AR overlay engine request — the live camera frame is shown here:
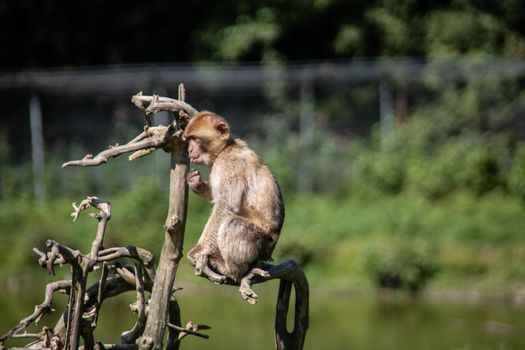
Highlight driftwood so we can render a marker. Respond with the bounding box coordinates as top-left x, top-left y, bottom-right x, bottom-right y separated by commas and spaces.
0, 85, 309, 350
